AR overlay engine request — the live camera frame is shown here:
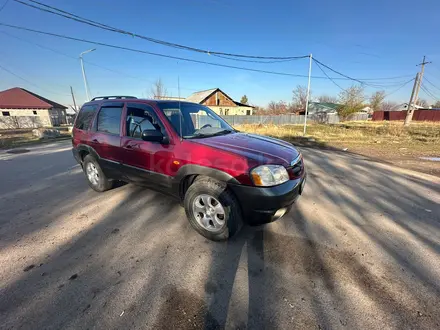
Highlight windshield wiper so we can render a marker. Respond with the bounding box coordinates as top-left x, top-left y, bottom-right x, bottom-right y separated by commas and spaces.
210, 129, 235, 136
188, 129, 234, 139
